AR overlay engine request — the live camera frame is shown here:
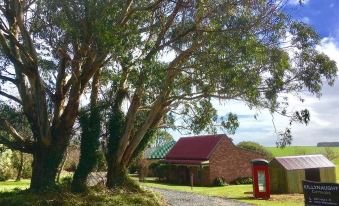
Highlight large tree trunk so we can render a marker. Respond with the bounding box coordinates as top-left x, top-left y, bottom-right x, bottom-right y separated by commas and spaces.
71, 109, 101, 192
30, 141, 67, 191
71, 70, 101, 192
106, 160, 129, 188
